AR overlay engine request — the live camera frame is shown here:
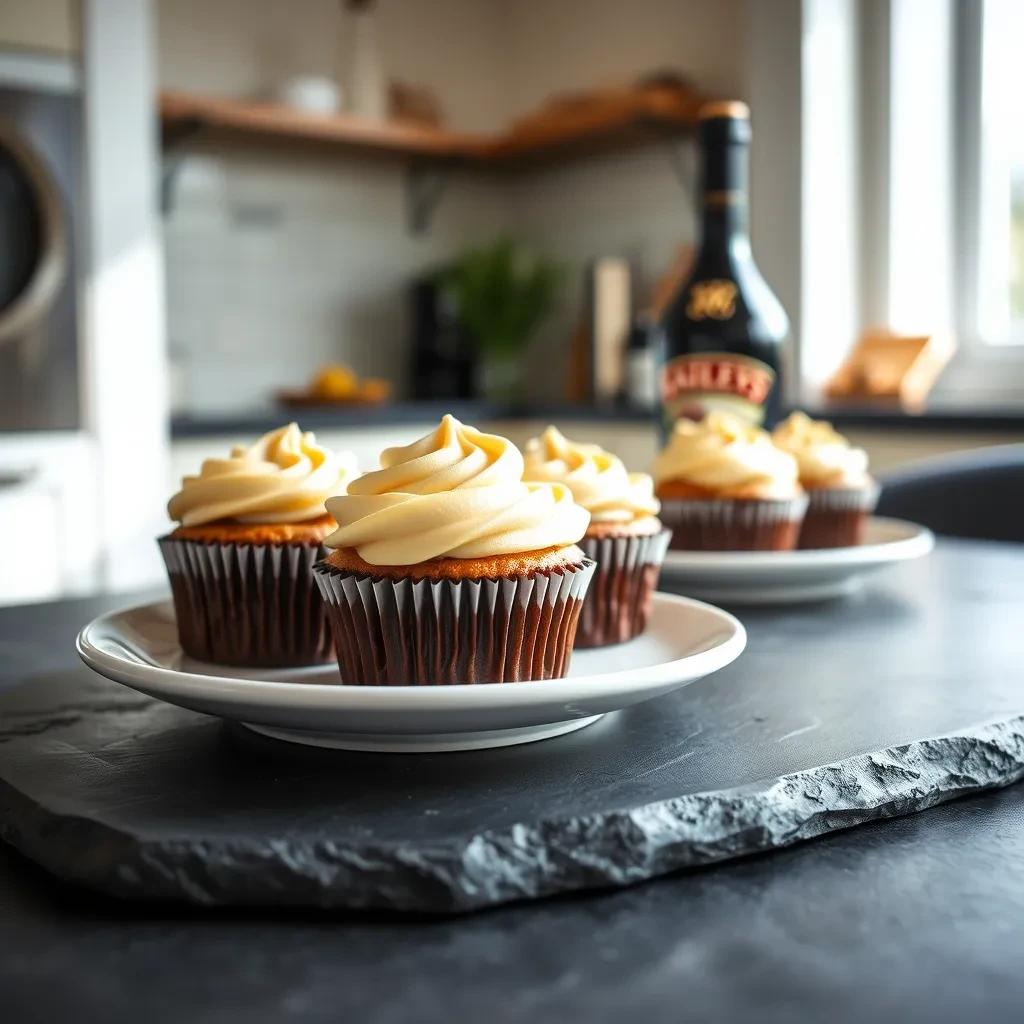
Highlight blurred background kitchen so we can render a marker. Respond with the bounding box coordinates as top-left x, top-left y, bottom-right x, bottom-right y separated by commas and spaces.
1, 0, 1022, 605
